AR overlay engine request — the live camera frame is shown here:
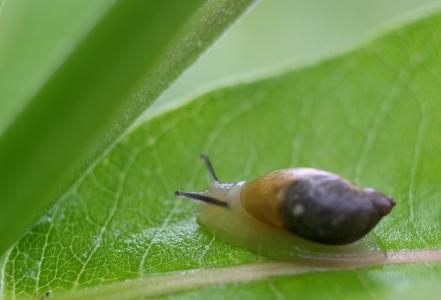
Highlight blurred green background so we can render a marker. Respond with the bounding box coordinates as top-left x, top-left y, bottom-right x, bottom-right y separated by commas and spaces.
2, 0, 440, 125
148, 0, 441, 116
